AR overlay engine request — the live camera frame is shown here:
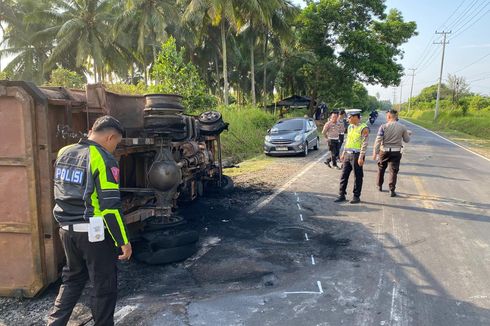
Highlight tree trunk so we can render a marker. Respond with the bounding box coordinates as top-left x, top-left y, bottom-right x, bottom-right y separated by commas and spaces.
93, 57, 97, 83
143, 56, 148, 86
221, 19, 229, 105
215, 54, 221, 99
262, 31, 269, 107
250, 23, 256, 106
